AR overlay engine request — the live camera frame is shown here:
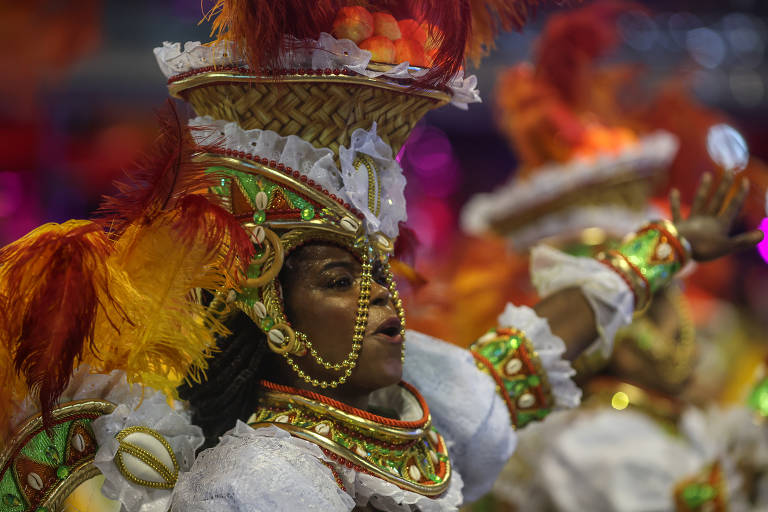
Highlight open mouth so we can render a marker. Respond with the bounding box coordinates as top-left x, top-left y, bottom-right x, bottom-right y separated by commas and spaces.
373, 318, 403, 340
